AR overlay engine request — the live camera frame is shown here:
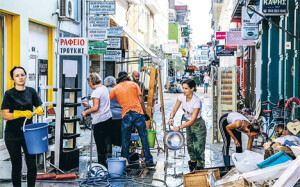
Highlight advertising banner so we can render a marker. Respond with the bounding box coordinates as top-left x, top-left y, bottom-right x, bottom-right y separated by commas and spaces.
242, 6, 258, 40
59, 38, 88, 55
262, 0, 287, 15
216, 31, 226, 40
88, 15, 110, 29
88, 29, 107, 41
107, 38, 121, 48
107, 27, 123, 37
104, 50, 122, 61
89, 1, 115, 15
226, 31, 255, 46
216, 45, 235, 56
88, 42, 107, 54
